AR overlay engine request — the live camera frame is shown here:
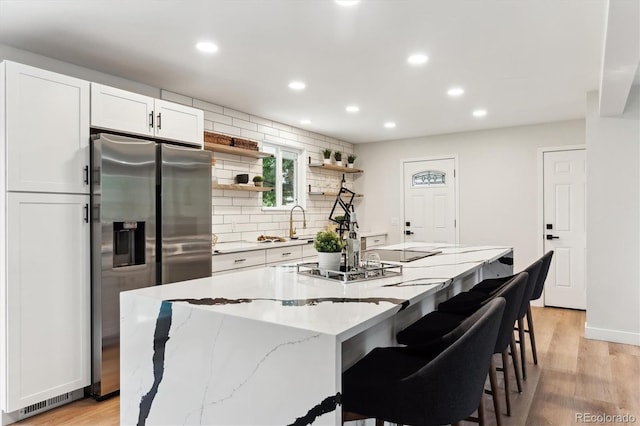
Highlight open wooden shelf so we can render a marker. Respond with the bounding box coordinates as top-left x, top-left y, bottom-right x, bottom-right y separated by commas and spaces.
308, 191, 363, 198
308, 162, 363, 173
213, 183, 274, 192
204, 144, 274, 159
